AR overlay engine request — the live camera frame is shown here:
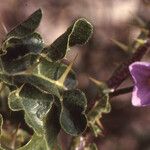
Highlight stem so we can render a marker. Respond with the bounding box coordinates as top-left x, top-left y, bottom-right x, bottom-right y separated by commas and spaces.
109, 86, 133, 97
107, 41, 150, 89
